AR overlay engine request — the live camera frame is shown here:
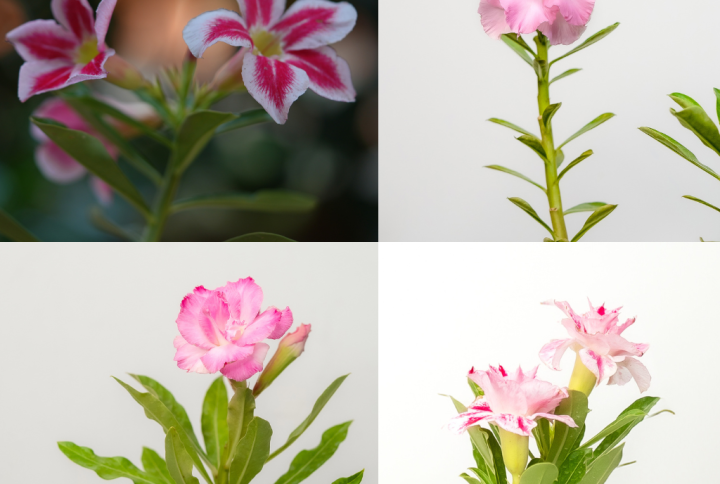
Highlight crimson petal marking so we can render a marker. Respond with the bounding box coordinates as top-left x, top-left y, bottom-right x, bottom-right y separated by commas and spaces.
285, 46, 355, 102
51, 0, 96, 41
5, 20, 78, 63
272, 0, 357, 51
242, 52, 309, 124
35, 142, 86, 183
18, 60, 74, 102
95, 0, 118, 47
77, 49, 114, 78
183, 9, 253, 58
238, 0, 286, 30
